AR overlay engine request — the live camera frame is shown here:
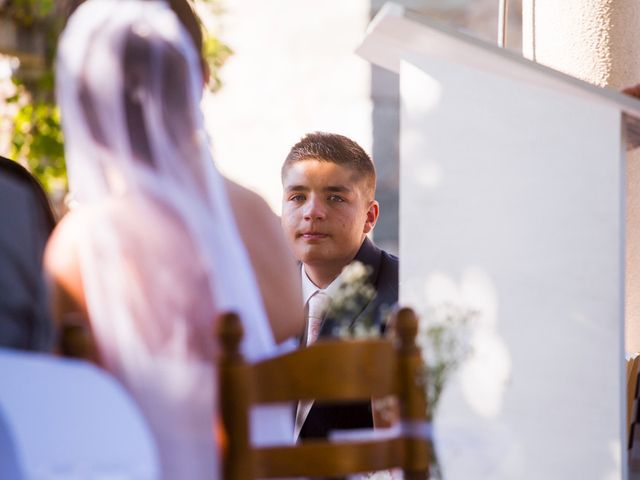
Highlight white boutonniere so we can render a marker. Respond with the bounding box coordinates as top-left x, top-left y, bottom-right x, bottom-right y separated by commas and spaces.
325, 261, 378, 339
